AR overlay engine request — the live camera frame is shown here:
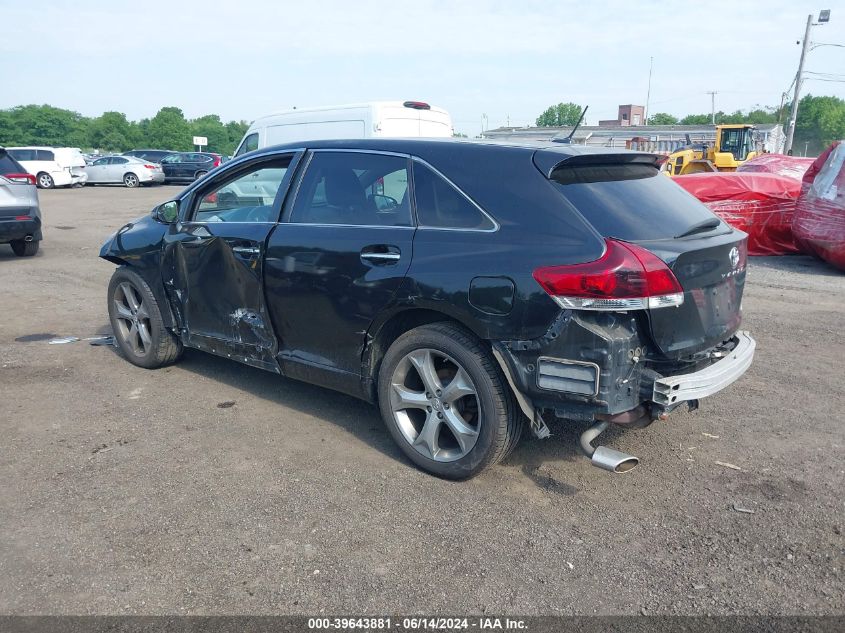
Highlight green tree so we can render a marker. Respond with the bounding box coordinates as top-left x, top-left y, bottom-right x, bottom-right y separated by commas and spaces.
190, 114, 228, 153
146, 106, 191, 150
0, 104, 89, 147
536, 102, 583, 127
794, 94, 845, 155
647, 112, 679, 125
680, 113, 716, 125
224, 120, 249, 153
89, 111, 138, 150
